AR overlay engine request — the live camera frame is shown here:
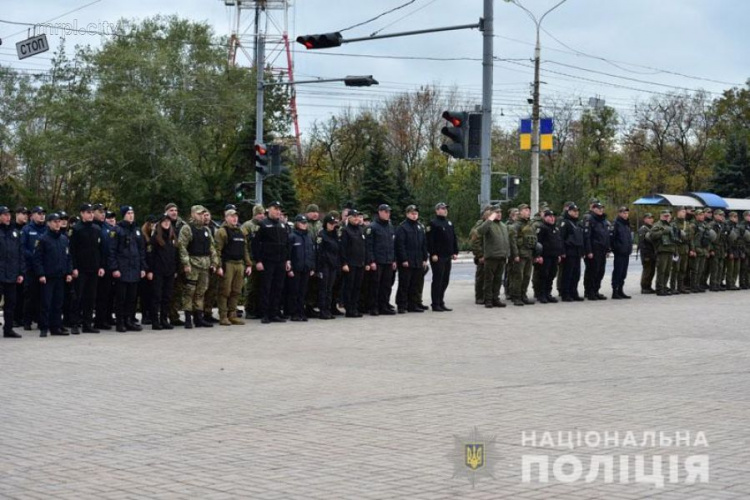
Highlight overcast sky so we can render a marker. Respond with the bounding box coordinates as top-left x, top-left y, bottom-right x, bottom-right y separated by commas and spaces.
2, 0, 748, 135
